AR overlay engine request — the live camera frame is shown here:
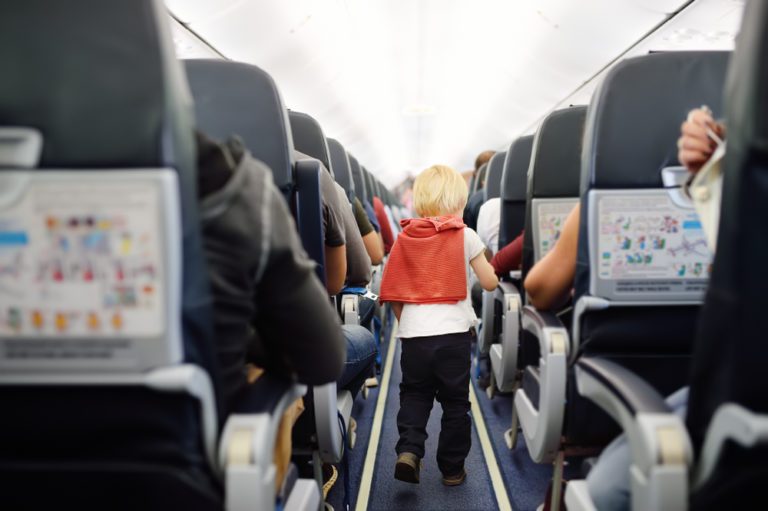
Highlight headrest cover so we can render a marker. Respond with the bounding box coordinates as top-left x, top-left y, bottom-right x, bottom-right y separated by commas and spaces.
328, 138, 354, 196
349, 155, 367, 203
582, 51, 730, 191
184, 59, 294, 192
289, 111, 333, 177
501, 136, 534, 201
0, 0, 193, 170
485, 151, 506, 201
529, 106, 587, 198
